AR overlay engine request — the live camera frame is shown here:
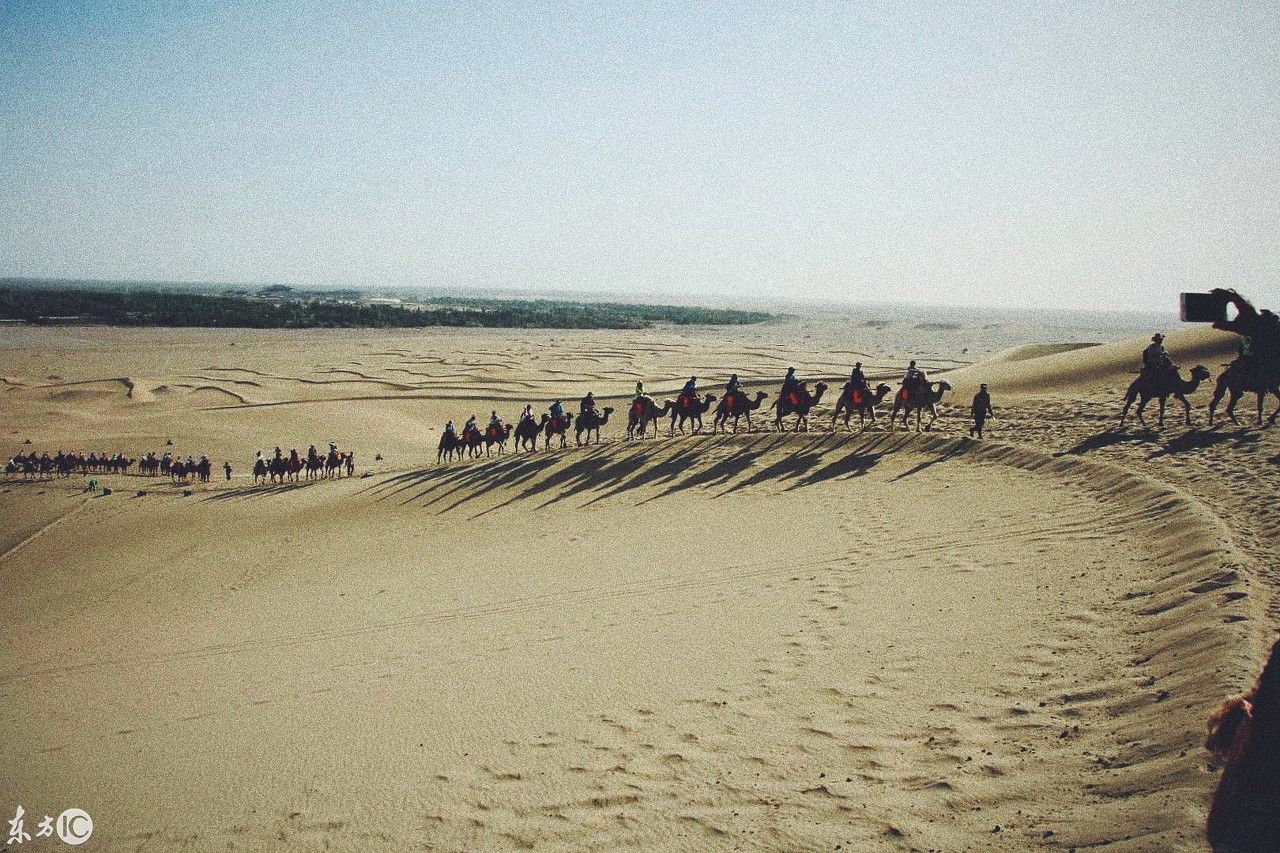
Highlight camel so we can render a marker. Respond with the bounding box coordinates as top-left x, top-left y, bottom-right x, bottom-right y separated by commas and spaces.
831, 382, 893, 431
668, 393, 716, 436
889, 380, 951, 432
575, 407, 614, 445
437, 430, 462, 463
1208, 358, 1280, 427
460, 426, 485, 459
772, 382, 828, 432
513, 415, 546, 452
713, 390, 768, 434
544, 412, 574, 450
626, 397, 672, 439
1120, 364, 1212, 427
484, 422, 512, 456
